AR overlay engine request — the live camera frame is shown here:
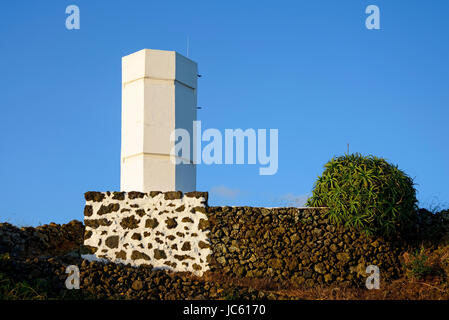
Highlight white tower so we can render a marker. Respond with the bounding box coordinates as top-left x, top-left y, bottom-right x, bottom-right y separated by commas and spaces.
121, 49, 197, 192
